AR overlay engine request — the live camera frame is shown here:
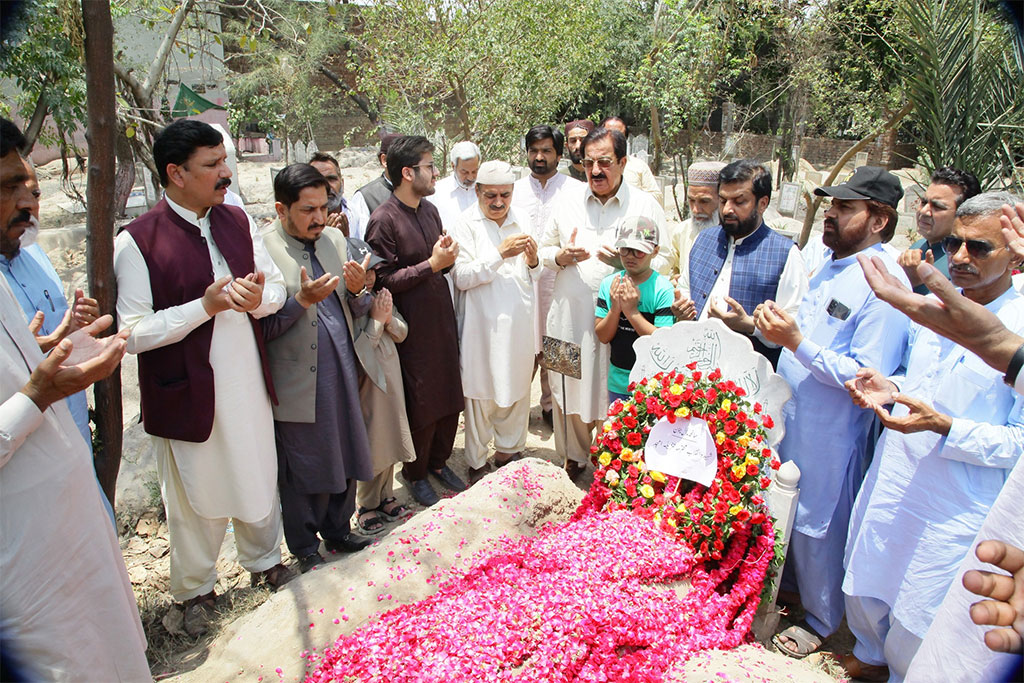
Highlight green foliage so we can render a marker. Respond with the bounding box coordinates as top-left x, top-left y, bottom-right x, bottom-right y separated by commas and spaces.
0, 0, 88, 147
354, 0, 607, 158
896, 0, 1024, 189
